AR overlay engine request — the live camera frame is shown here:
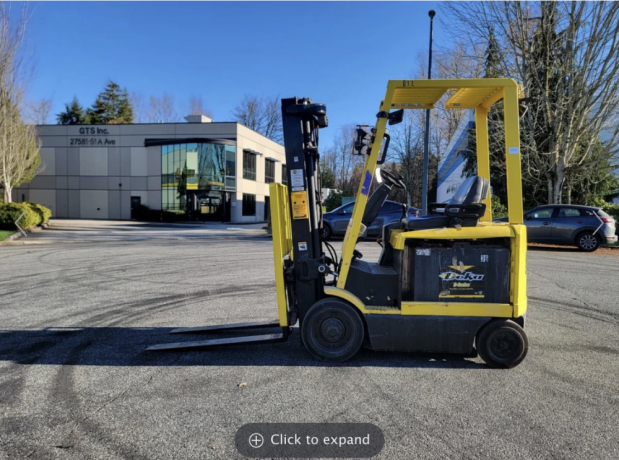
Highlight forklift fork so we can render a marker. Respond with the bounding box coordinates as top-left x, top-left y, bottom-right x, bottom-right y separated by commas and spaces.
146, 322, 291, 351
